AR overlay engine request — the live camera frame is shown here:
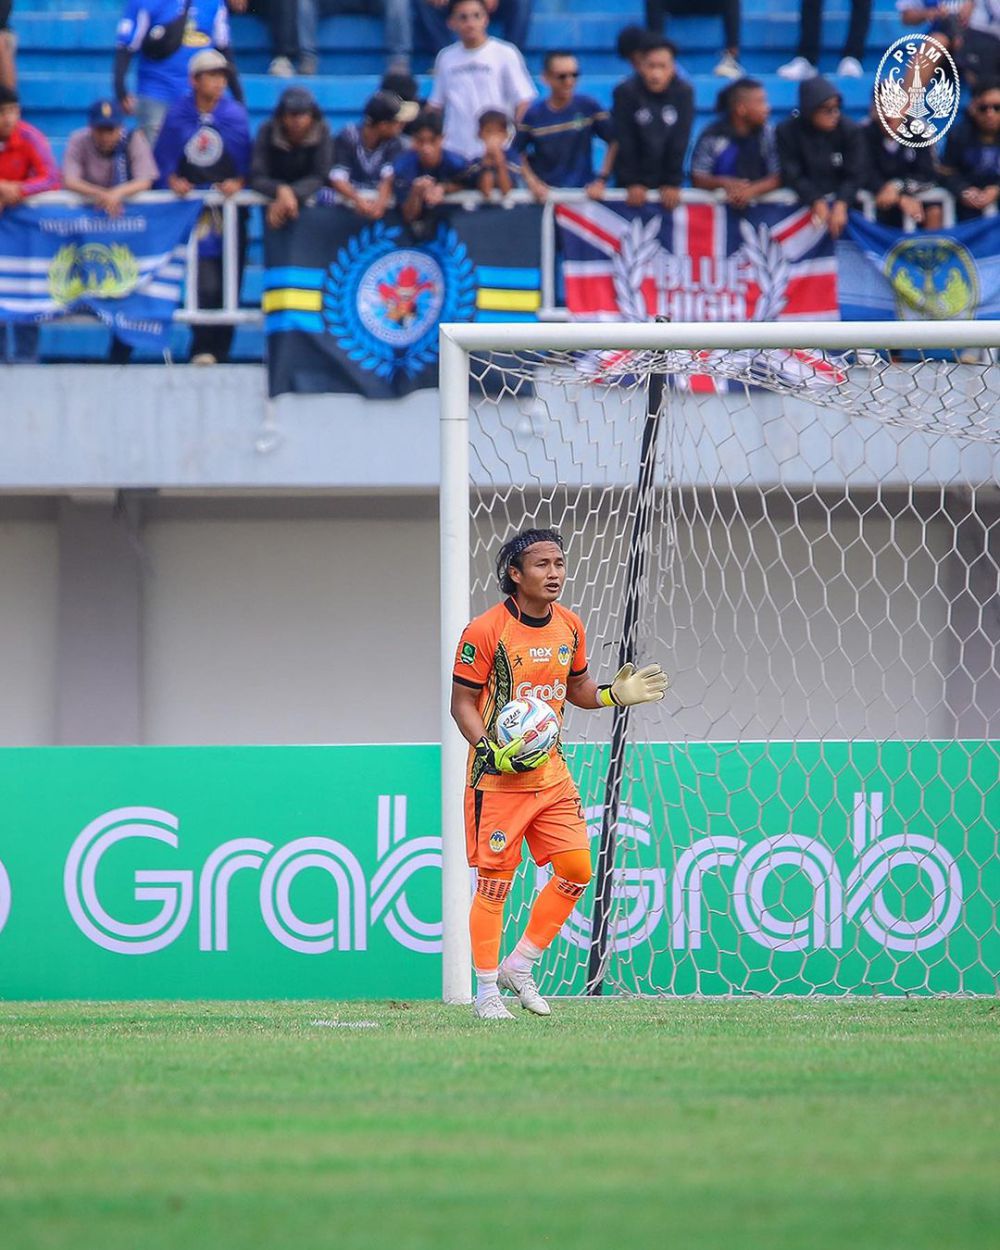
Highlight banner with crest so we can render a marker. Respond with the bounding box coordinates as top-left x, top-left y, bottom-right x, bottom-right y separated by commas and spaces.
839, 211, 1000, 322
0, 200, 203, 349
264, 204, 543, 398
